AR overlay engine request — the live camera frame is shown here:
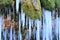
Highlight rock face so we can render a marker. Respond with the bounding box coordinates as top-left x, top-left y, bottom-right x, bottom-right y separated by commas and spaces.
40, 0, 55, 11
21, 0, 42, 19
